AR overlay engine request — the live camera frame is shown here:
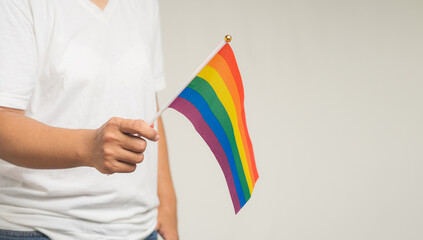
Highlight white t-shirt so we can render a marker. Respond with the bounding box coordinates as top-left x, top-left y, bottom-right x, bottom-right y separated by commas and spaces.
0, 1, 165, 239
